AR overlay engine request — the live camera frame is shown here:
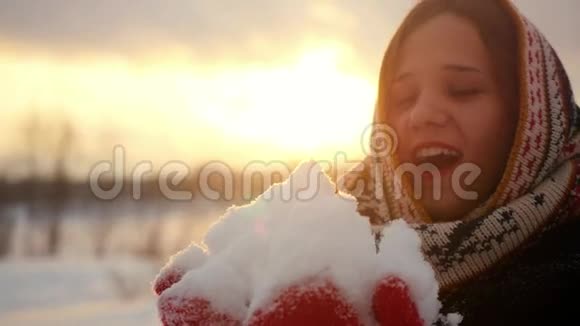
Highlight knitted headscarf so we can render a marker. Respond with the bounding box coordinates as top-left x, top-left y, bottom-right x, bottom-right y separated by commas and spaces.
341, 0, 580, 291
